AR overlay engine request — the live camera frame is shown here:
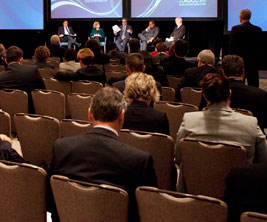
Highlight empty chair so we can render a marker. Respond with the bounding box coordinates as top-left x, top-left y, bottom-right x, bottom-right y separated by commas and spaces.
104, 63, 126, 72
167, 75, 182, 89
136, 186, 228, 222
241, 212, 267, 222
0, 89, 28, 132
51, 175, 128, 222
38, 68, 58, 79
119, 129, 174, 190
0, 111, 11, 137
105, 71, 127, 83
0, 160, 47, 222
59, 119, 92, 138
161, 87, 175, 102
178, 138, 246, 198
32, 89, 65, 121
154, 101, 198, 140
72, 81, 103, 94
14, 113, 59, 165
180, 87, 203, 107
68, 93, 93, 121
